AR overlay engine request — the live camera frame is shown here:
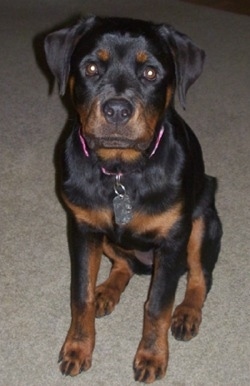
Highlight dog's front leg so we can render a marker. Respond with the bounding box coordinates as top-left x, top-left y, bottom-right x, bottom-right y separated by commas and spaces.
133, 241, 186, 383
59, 216, 103, 376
